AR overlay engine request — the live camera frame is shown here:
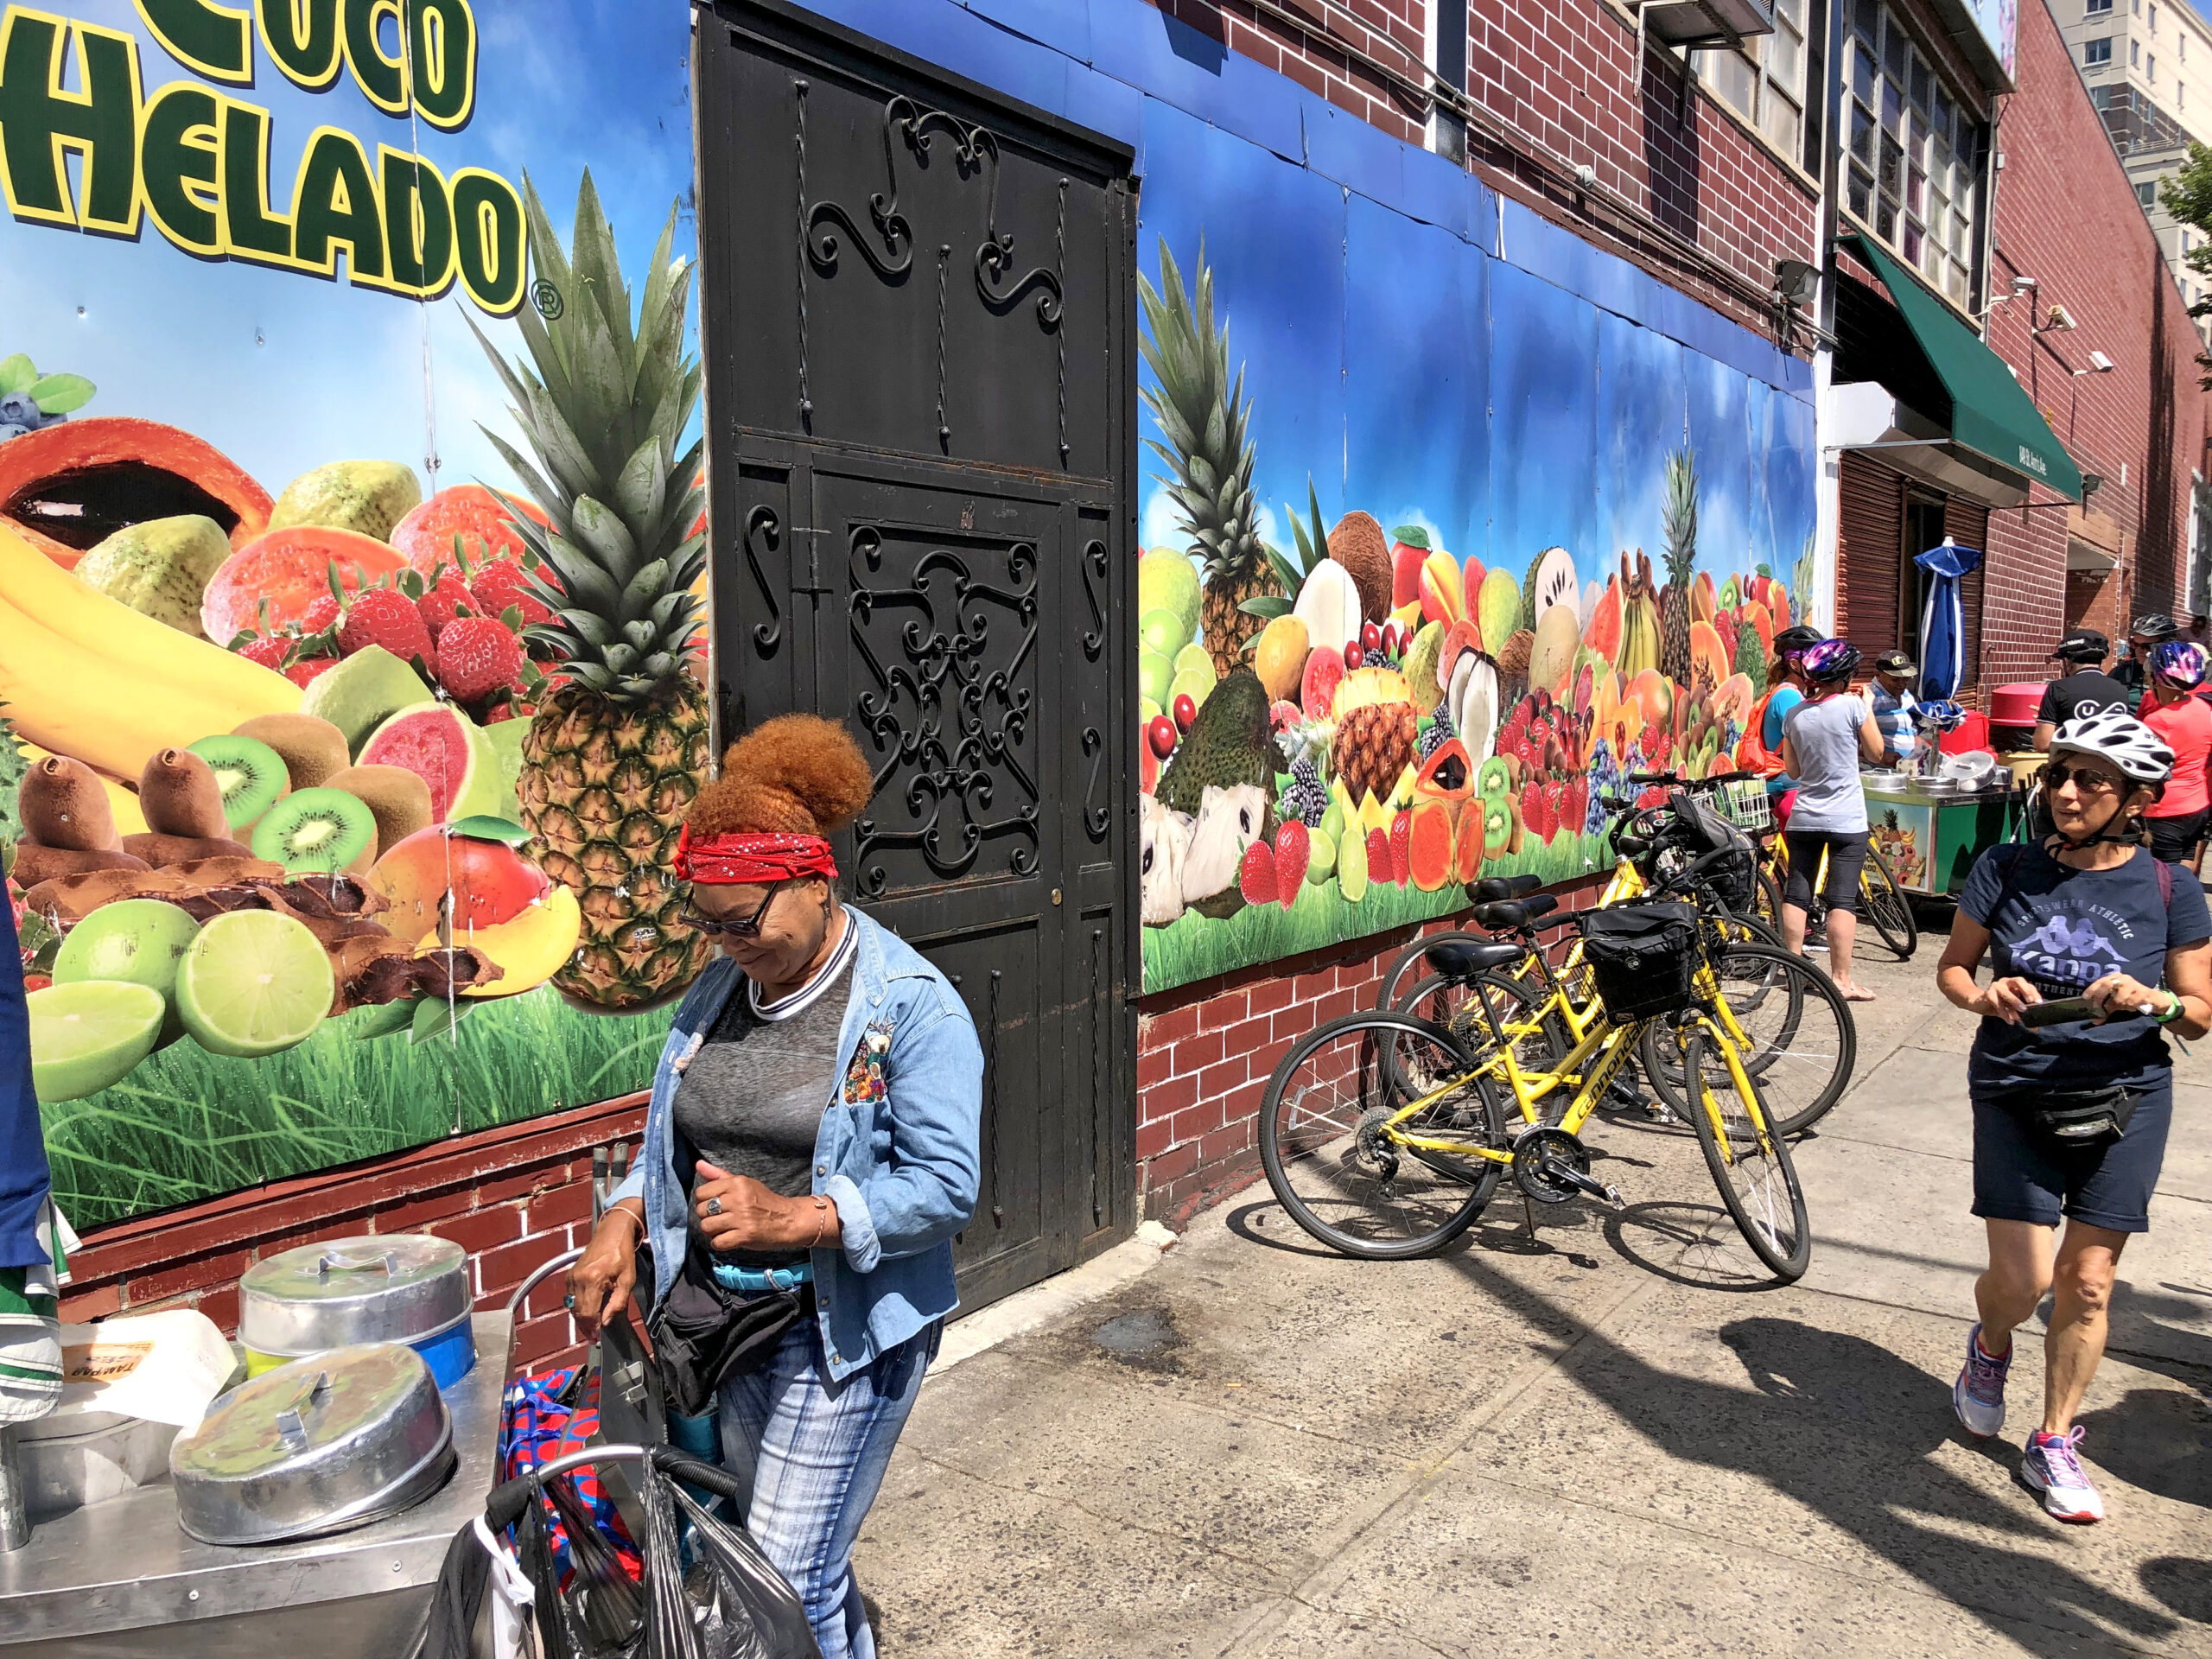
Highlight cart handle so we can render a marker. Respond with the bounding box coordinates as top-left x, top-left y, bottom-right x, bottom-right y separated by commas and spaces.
505, 1245, 584, 1316
484, 1443, 747, 1527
